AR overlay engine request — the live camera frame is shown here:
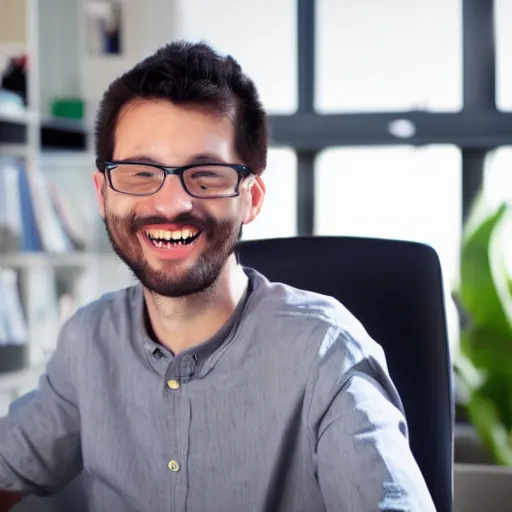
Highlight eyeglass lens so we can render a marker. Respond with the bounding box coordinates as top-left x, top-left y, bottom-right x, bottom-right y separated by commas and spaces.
109, 164, 240, 197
